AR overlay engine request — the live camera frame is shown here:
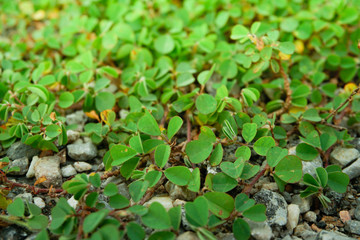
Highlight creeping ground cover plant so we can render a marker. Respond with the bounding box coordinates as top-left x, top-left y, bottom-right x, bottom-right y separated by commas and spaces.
0, 0, 360, 239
